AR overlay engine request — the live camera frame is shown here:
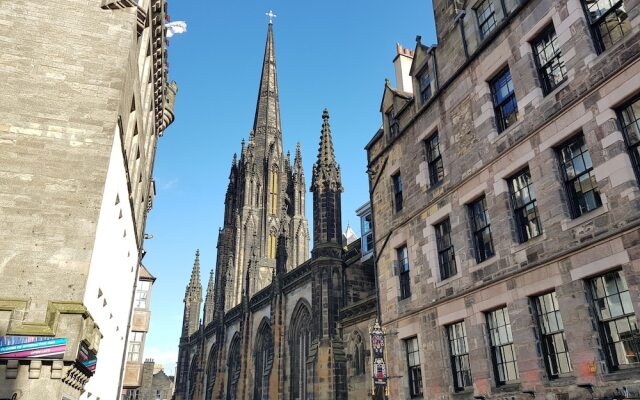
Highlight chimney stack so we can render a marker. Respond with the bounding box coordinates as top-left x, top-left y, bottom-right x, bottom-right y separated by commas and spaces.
393, 43, 414, 95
